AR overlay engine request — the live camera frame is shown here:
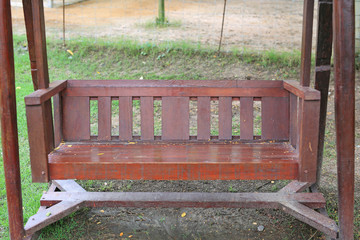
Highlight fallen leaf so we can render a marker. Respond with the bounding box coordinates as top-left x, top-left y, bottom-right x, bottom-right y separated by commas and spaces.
97, 153, 104, 156
16, 87, 21, 89
46, 212, 51, 217
67, 49, 74, 56
97, 222, 101, 224
128, 142, 136, 144
67, 145, 72, 147
100, 210, 105, 213
128, 235, 133, 238
119, 232, 124, 236
181, 212, 186, 217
